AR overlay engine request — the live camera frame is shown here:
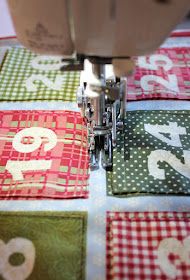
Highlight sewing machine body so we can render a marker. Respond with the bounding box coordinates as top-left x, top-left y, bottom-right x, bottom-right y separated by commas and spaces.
7, 0, 190, 168
7, 0, 190, 56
